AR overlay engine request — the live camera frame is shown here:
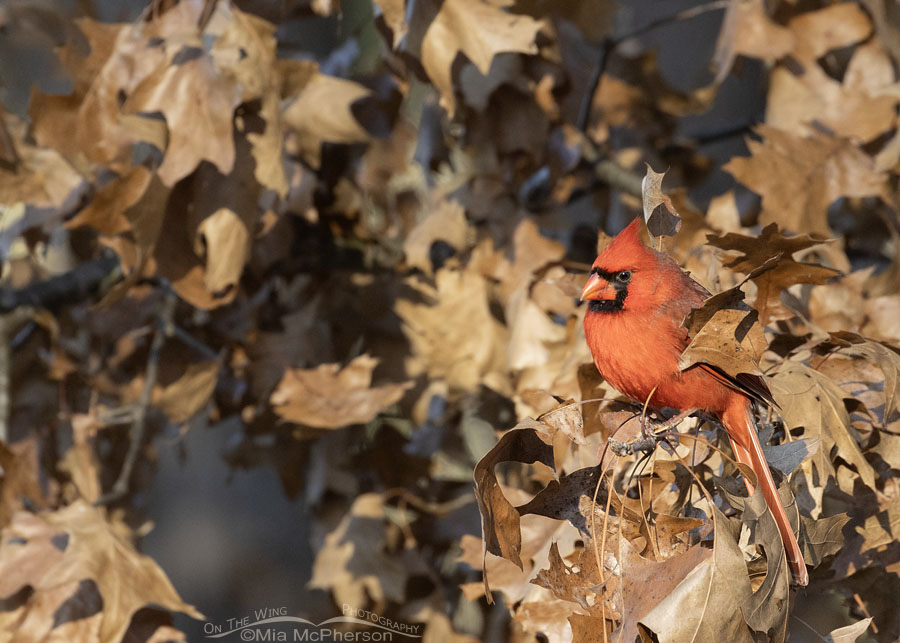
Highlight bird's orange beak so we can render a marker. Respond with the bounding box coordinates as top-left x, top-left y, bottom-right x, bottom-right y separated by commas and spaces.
581, 273, 617, 301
